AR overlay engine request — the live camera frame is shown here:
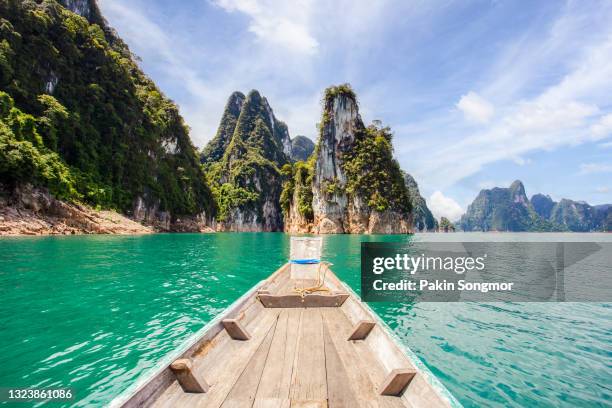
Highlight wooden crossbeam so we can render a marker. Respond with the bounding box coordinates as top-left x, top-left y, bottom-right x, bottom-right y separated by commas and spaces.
222, 318, 251, 340
170, 358, 210, 393
379, 368, 417, 396
257, 293, 349, 308
347, 320, 376, 341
